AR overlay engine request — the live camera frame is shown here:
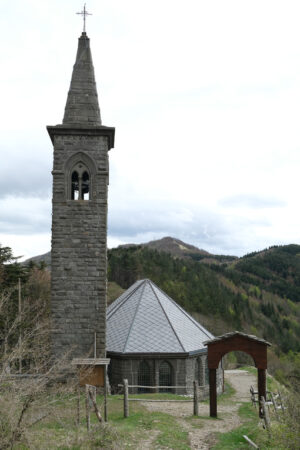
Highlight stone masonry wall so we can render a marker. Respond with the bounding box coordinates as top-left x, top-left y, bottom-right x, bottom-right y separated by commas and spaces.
51, 133, 109, 360
107, 354, 223, 397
